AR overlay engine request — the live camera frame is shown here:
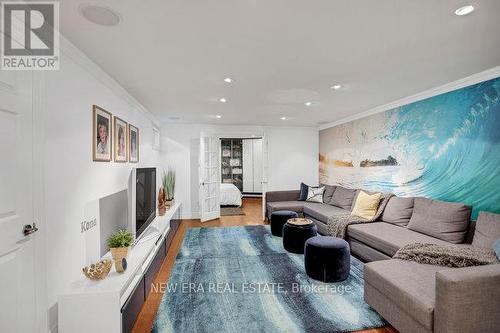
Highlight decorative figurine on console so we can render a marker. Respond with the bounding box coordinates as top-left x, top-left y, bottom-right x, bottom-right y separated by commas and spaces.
159, 168, 175, 216
158, 186, 167, 216
82, 260, 112, 280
